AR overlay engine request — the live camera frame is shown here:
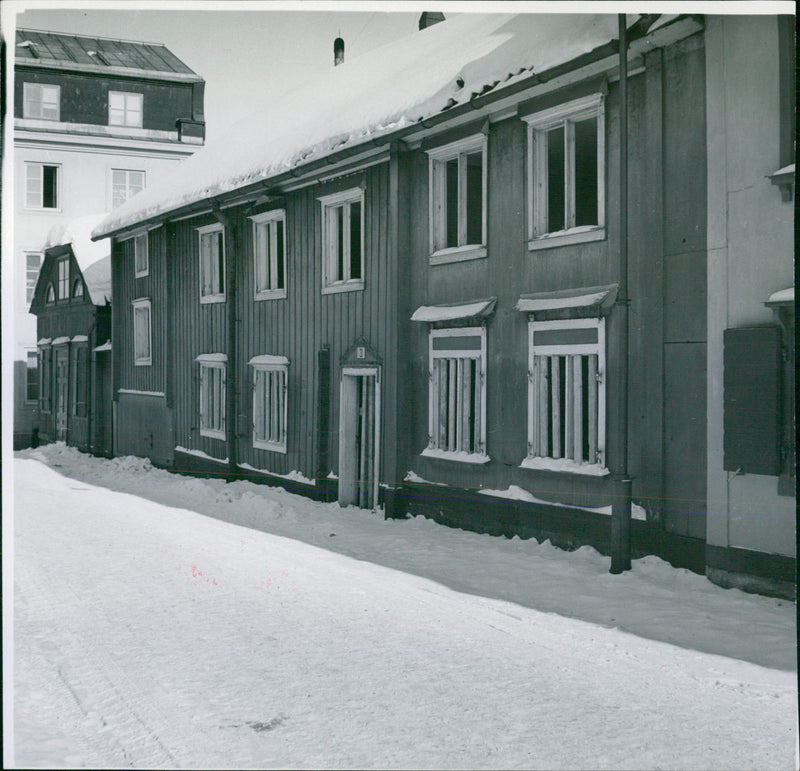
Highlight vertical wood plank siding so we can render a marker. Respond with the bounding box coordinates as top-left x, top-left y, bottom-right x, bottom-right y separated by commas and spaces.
113, 226, 168, 394
169, 164, 394, 483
